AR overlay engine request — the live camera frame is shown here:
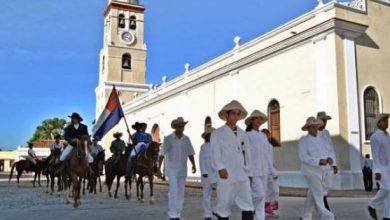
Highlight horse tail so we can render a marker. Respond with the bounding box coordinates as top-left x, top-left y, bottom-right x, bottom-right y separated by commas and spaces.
8, 161, 18, 183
